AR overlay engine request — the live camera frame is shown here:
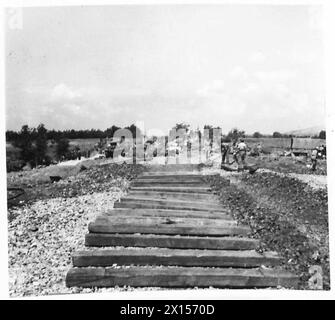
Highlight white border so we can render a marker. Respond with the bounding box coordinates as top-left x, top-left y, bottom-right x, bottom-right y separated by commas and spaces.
1, 0, 334, 300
